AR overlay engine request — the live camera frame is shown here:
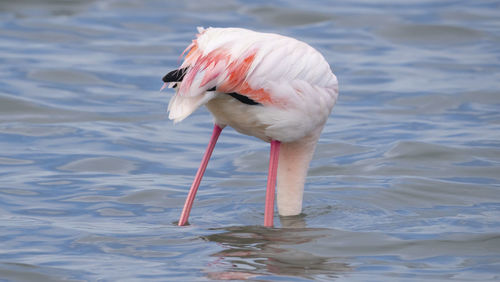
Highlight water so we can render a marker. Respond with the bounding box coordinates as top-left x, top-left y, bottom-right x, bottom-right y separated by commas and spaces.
1, 0, 499, 281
